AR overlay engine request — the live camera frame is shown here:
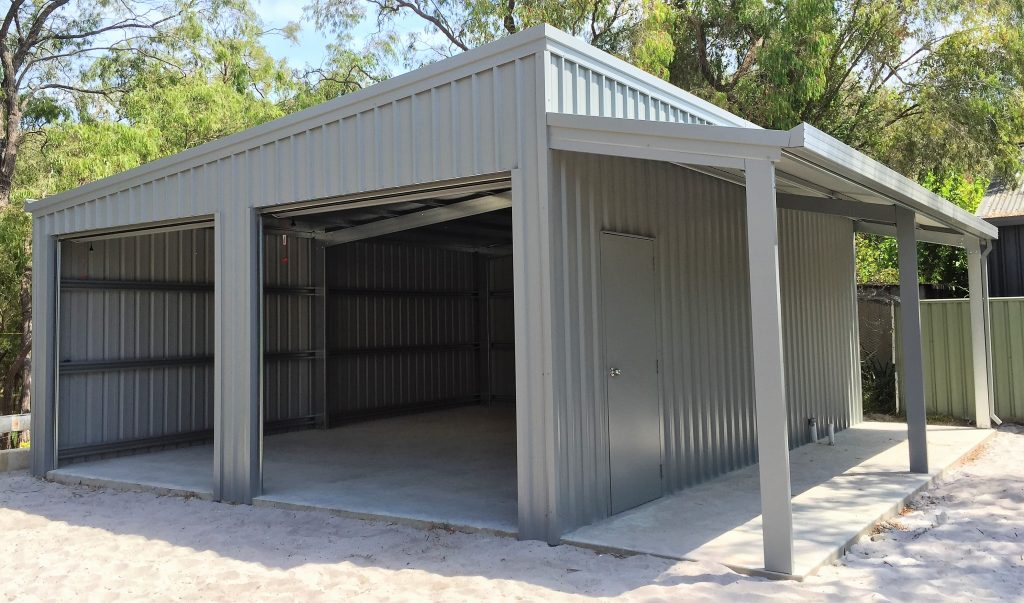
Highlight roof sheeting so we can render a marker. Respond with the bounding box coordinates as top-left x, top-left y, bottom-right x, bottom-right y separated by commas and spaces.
978, 180, 1024, 219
